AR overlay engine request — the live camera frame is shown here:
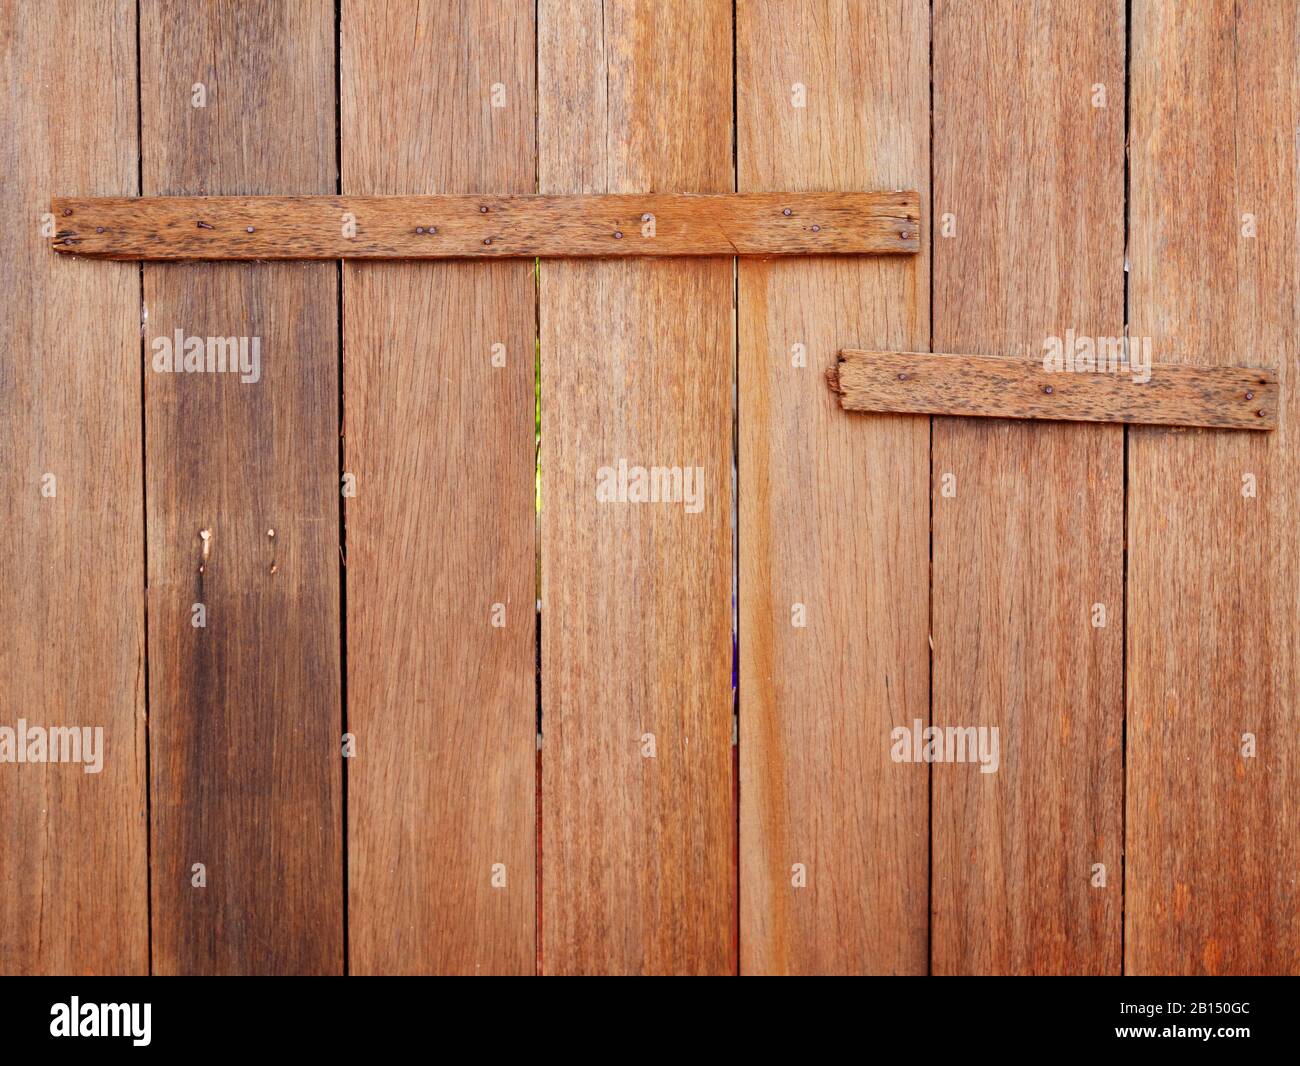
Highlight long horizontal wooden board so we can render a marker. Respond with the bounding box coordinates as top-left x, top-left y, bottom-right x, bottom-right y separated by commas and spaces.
49, 192, 919, 260
832, 349, 1277, 430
